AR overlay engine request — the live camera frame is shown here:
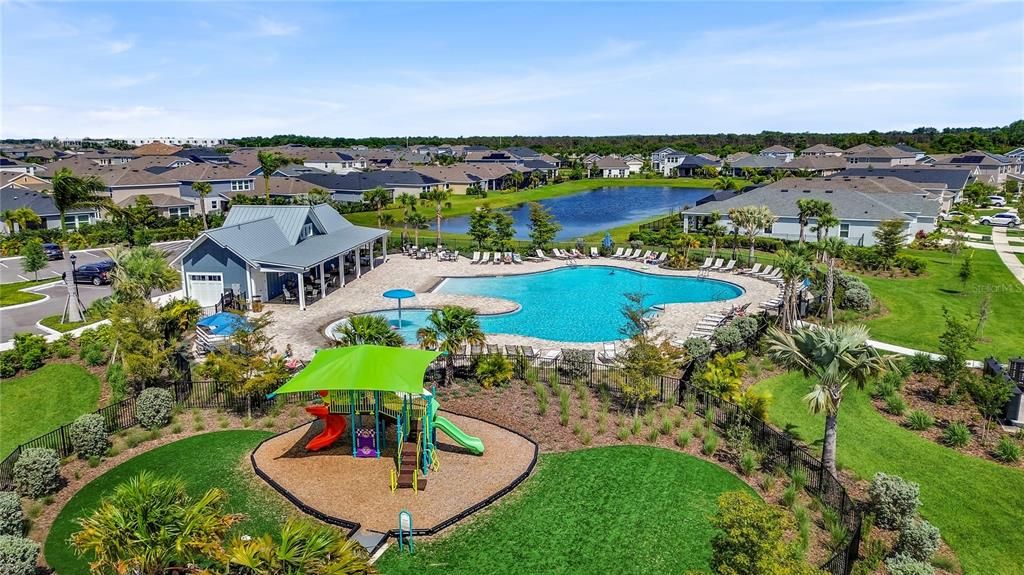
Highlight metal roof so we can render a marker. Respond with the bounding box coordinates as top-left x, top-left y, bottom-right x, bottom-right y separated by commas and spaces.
204, 217, 290, 263
254, 225, 387, 269
224, 204, 311, 244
